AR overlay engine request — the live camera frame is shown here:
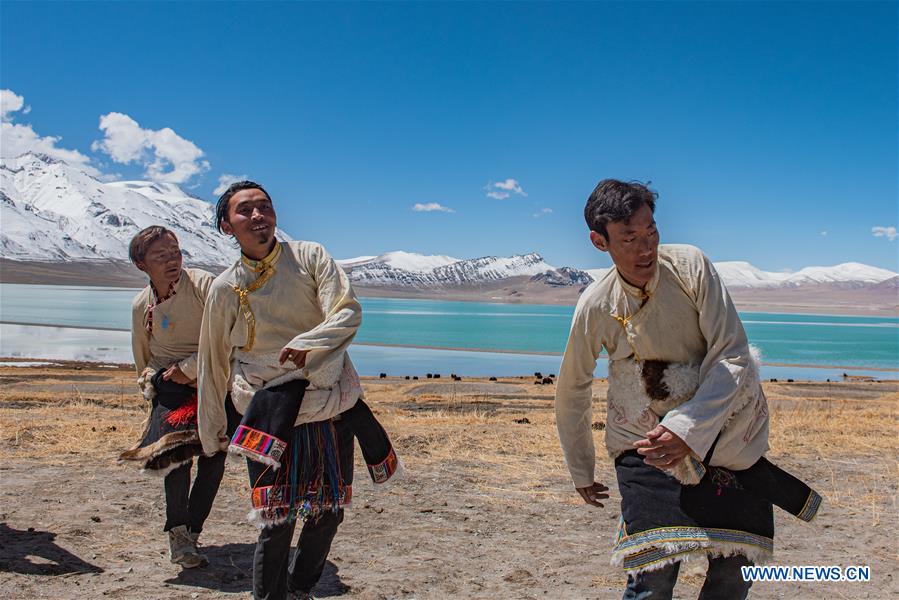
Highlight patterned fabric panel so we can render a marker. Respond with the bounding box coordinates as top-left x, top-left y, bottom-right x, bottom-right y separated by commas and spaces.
231, 424, 287, 463
367, 445, 400, 484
